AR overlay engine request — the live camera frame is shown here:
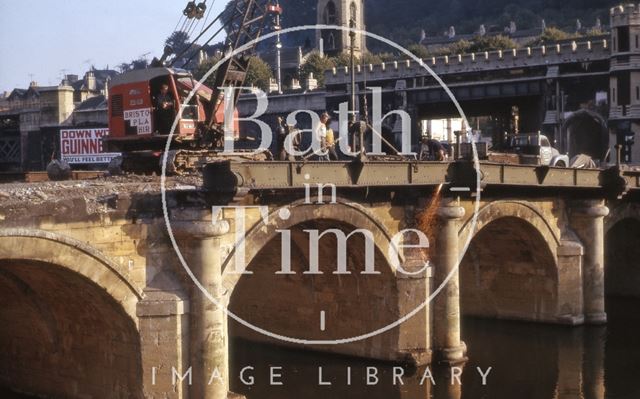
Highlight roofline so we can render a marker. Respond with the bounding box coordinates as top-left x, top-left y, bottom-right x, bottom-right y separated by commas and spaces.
110, 67, 191, 87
